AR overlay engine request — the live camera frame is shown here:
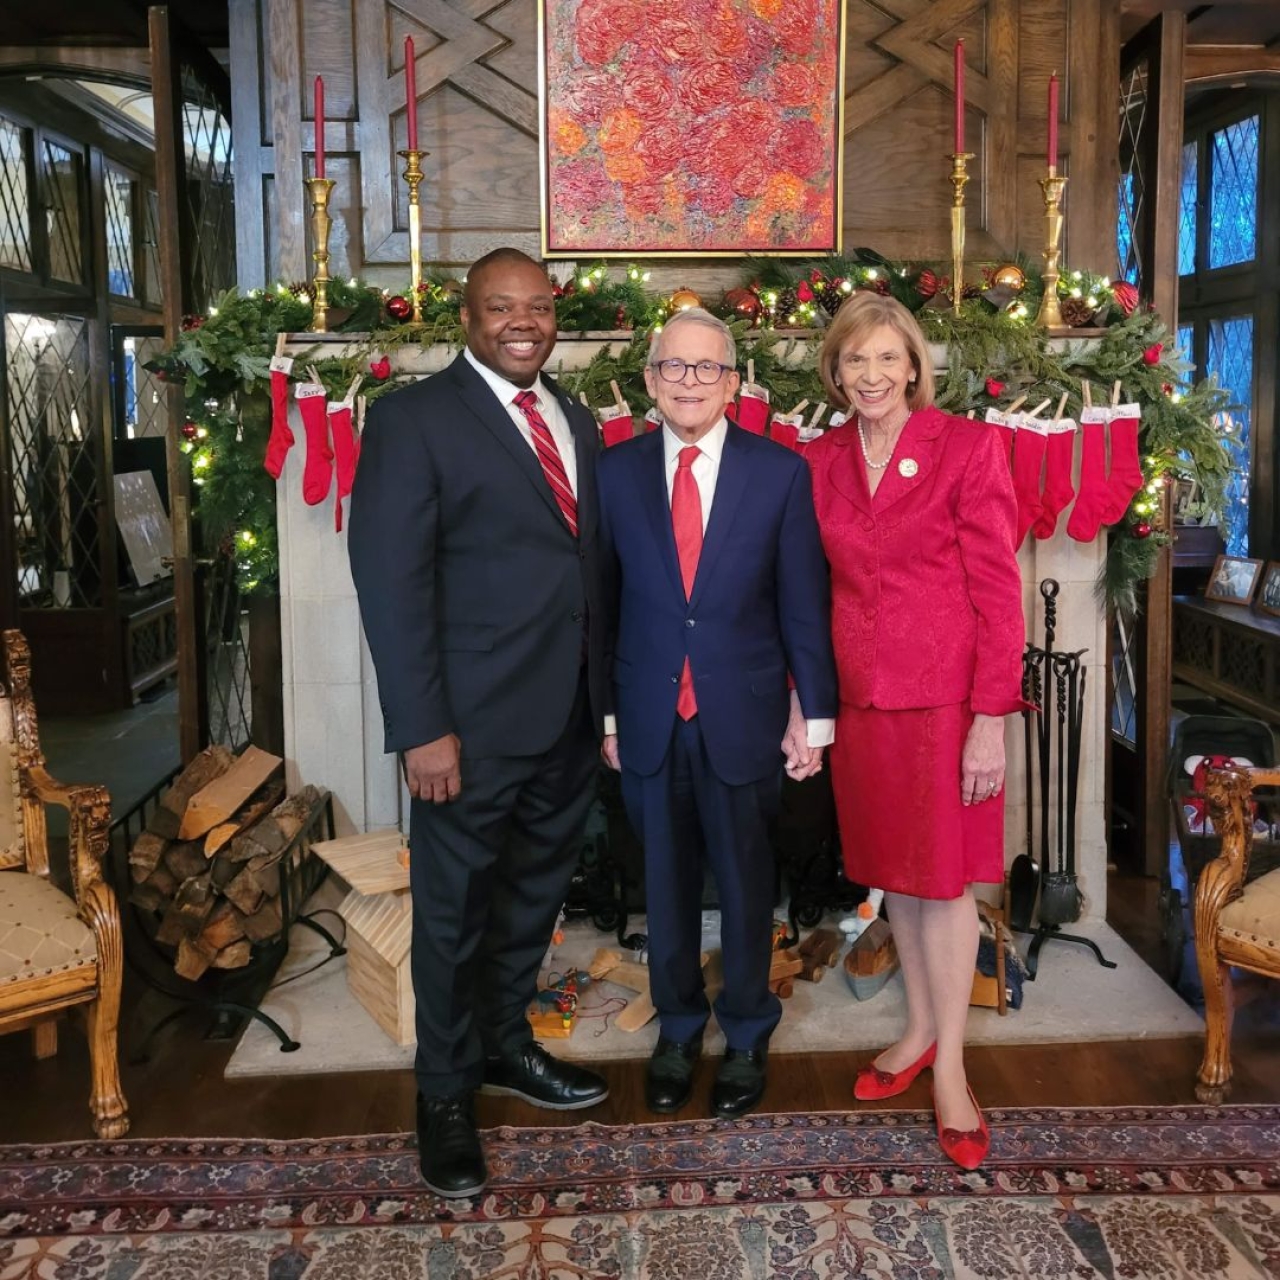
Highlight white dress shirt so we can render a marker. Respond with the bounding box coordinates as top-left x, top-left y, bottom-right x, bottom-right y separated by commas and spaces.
603, 418, 834, 750
464, 348, 578, 497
